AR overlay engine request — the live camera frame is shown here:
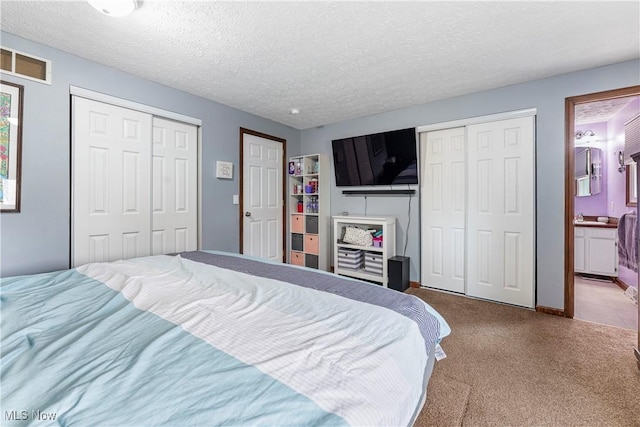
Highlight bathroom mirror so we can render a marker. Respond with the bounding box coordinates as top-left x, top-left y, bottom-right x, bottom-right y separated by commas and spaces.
626, 161, 637, 207
575, 147, 602, 197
